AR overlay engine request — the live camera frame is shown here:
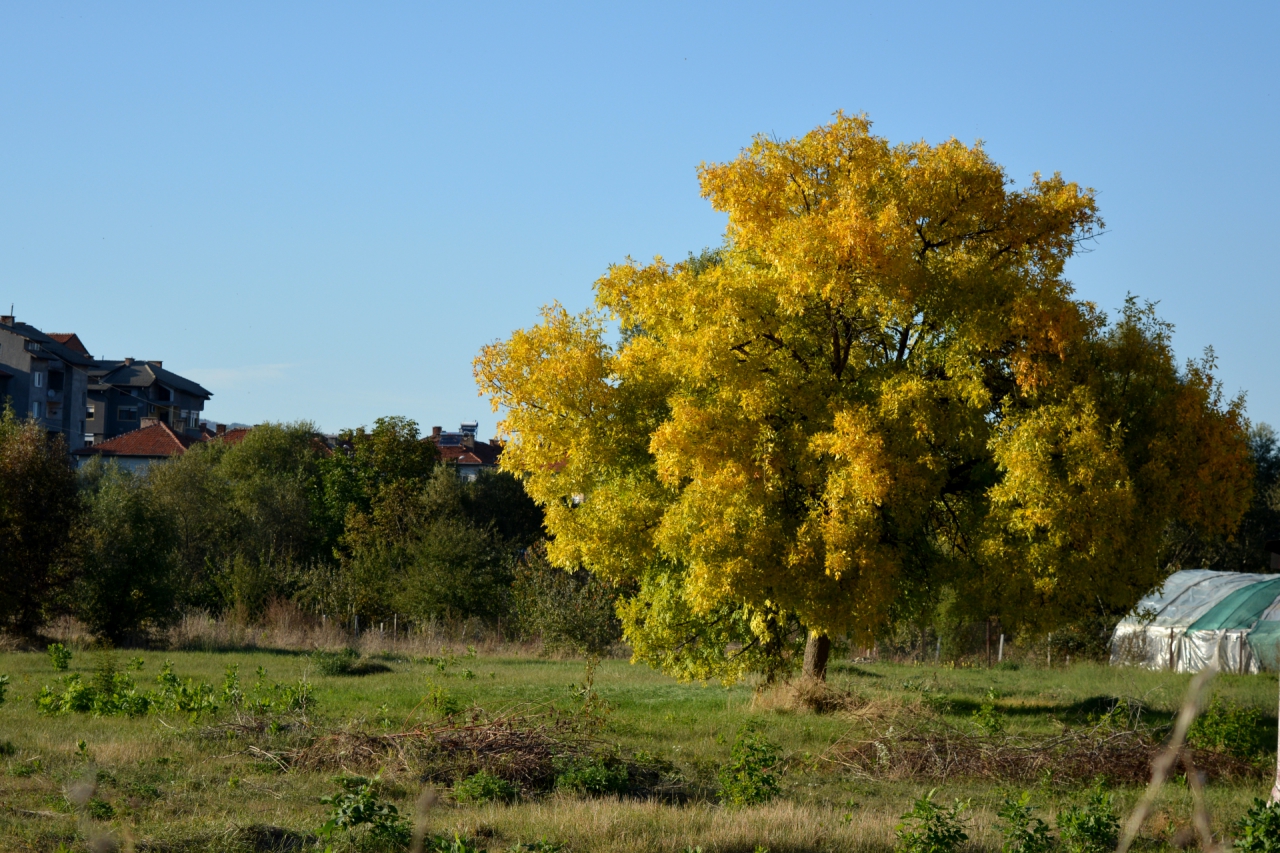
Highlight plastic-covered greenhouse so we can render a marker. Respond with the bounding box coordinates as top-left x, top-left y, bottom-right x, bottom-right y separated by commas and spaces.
1110, 569, 1280, 673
